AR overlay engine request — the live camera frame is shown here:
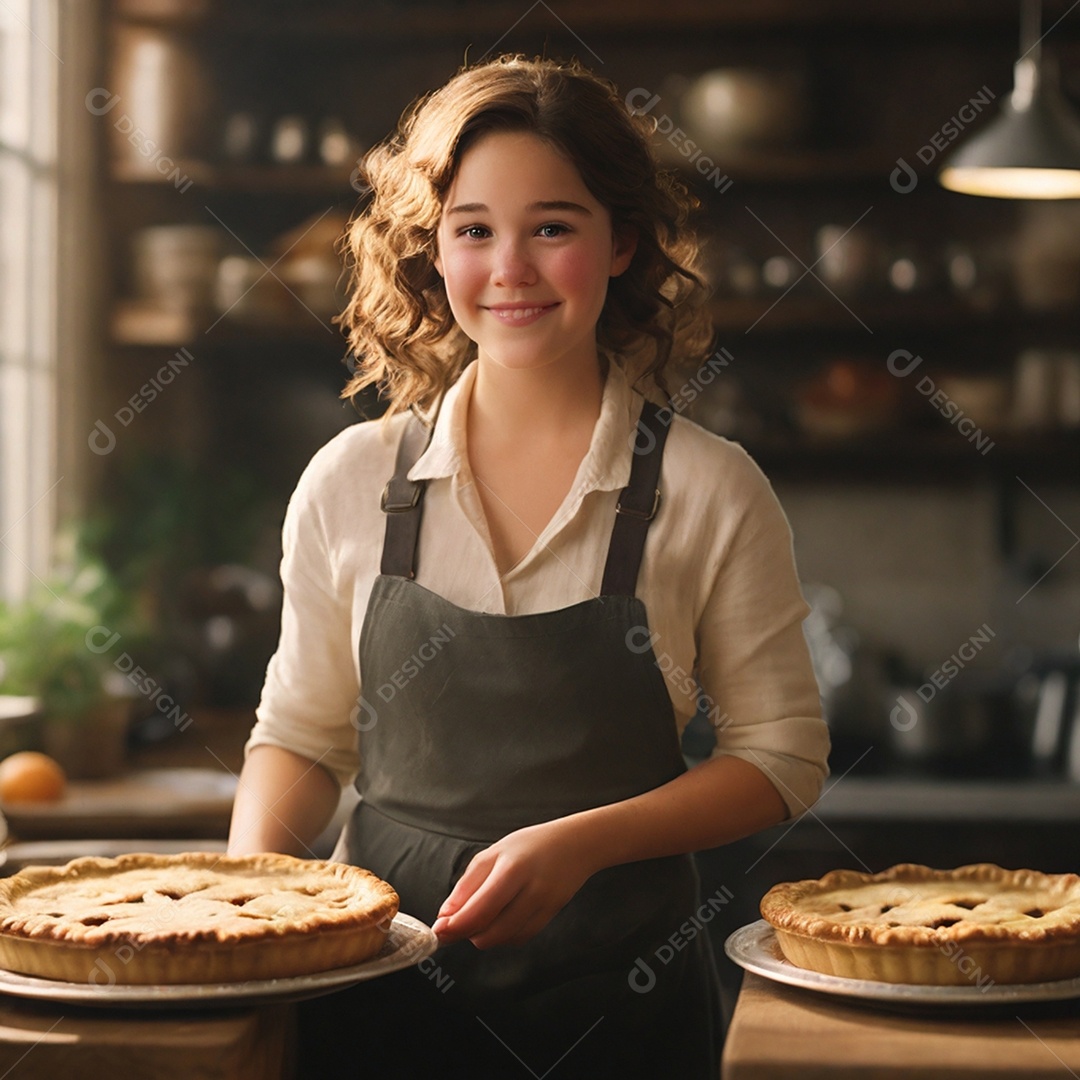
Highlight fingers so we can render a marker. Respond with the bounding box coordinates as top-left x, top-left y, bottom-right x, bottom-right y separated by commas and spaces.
429, 826, 577, 949
467, 890, 549, 950
438, 873, 560, 949
434, 863, 524, 944
436, 852, 494, 919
